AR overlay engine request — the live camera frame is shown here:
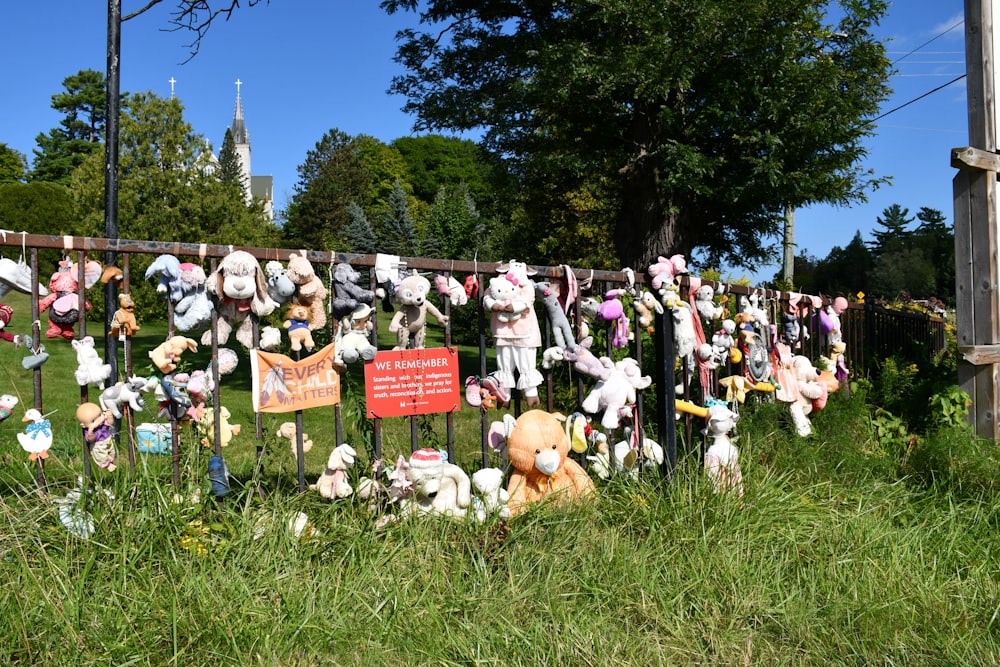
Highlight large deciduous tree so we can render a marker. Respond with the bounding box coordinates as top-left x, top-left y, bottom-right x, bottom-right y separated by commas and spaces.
0, 144, 28, 184
382, 0, 892, 269
31, 69, 108, 185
